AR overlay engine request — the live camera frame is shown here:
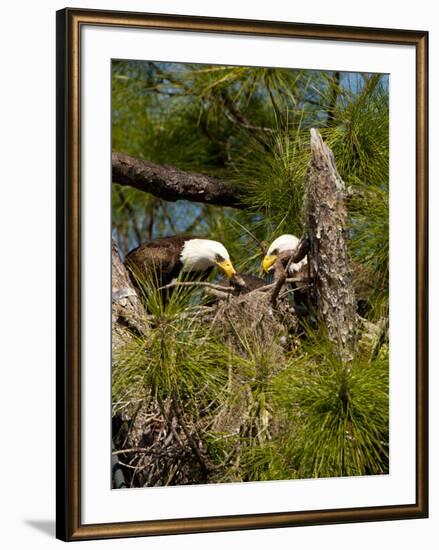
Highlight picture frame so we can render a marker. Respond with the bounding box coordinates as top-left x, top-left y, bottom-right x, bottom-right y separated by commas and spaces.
56, 7, 428, 541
